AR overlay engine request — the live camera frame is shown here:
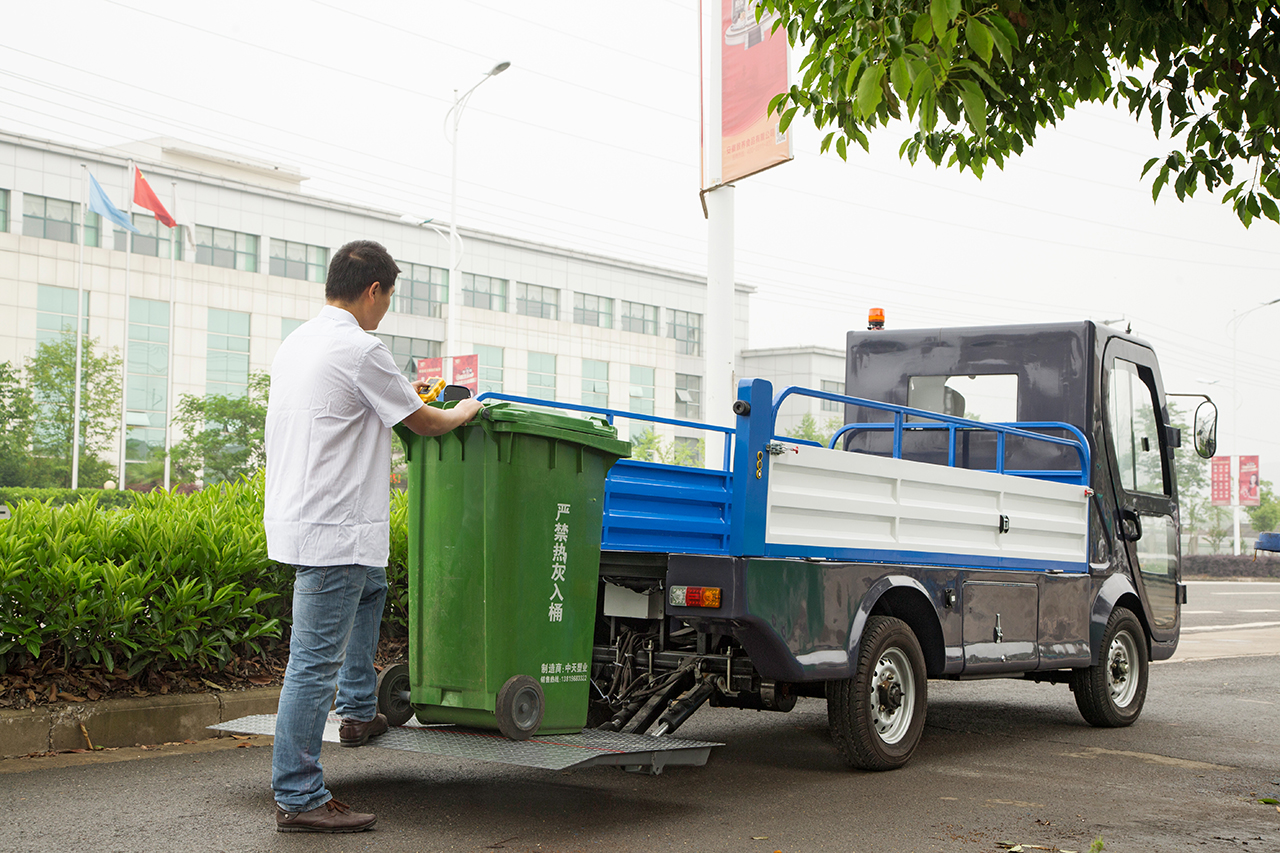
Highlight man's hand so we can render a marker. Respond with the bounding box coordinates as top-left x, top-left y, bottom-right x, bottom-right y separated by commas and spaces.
401, 397, 484, 436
